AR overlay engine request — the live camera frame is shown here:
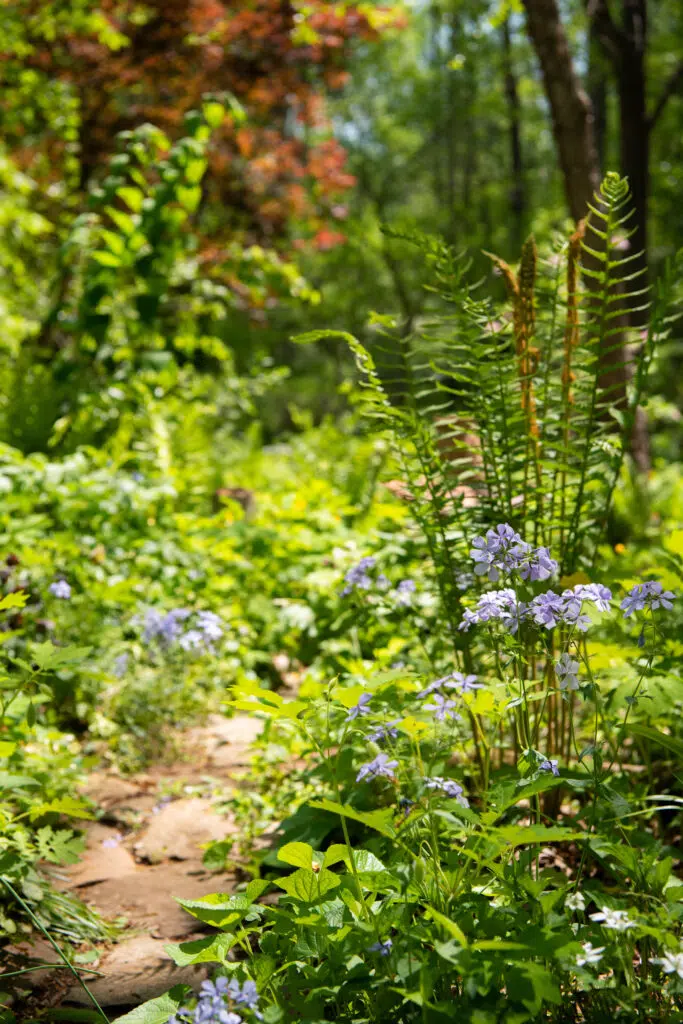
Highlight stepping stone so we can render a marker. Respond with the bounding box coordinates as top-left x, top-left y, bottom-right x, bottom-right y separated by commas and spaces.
78, 862, 235, 939
83, 774, 145, 808
205, 714, 263, 769
66, 824, 137, 888
133, 798, 230, 863
65, 933, 208, 1008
